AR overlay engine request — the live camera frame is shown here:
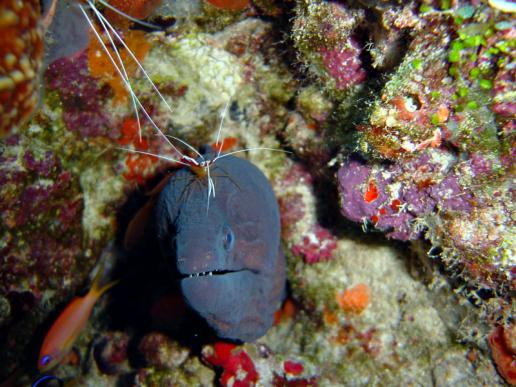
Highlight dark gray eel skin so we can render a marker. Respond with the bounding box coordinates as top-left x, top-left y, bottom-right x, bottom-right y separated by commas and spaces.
154, 149, 286, 342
